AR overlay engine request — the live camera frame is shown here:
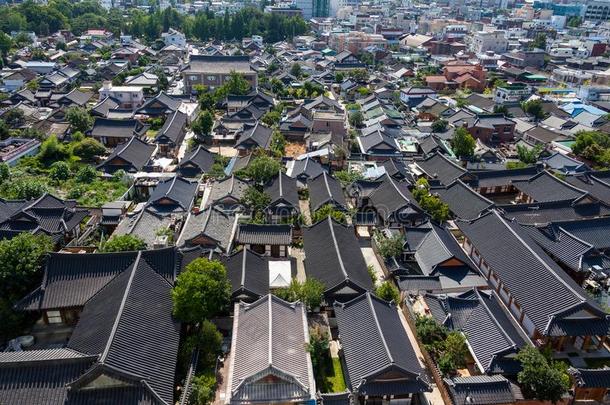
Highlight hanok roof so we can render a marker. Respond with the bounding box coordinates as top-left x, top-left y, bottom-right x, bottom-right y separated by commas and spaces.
146, 176, 197, 214
549, 216, 610, 251
512, 170, 587, 202
91, 96, 120, 118
303, 217, 373, 297
0, 193, 89, 242
185, 55, 253, 74
543, 152, 587, 174
90, 118, 147, 139
286, 157, 326, 180
564, 173, 610, 204
177, 206, 236, 252
416, 152, 467, 185
457, 210, 610, 336
227, 295, 315, 404
235, 223, 292, 246
155, 110, 187, 146
570, 367, 610, 388
334, 293, 430, 396
433, 179, 494, 220
467, 166, 540, 189
137, 92, 182, 115
499, 197, 610, 225
444, 375, 520, 405
308, 172, 347, 213
357, 130, 400, 156
98, 136, 155, 172
235, 122, 273, 149
426, 289, 529, 374
264, 172, 300, 212
206, 175, 249, 210
178, 145, 217, 176
368, 174, 424, 222
223, 249, 275, 301
10, 248, 180, 404
56, 88, 93, 107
